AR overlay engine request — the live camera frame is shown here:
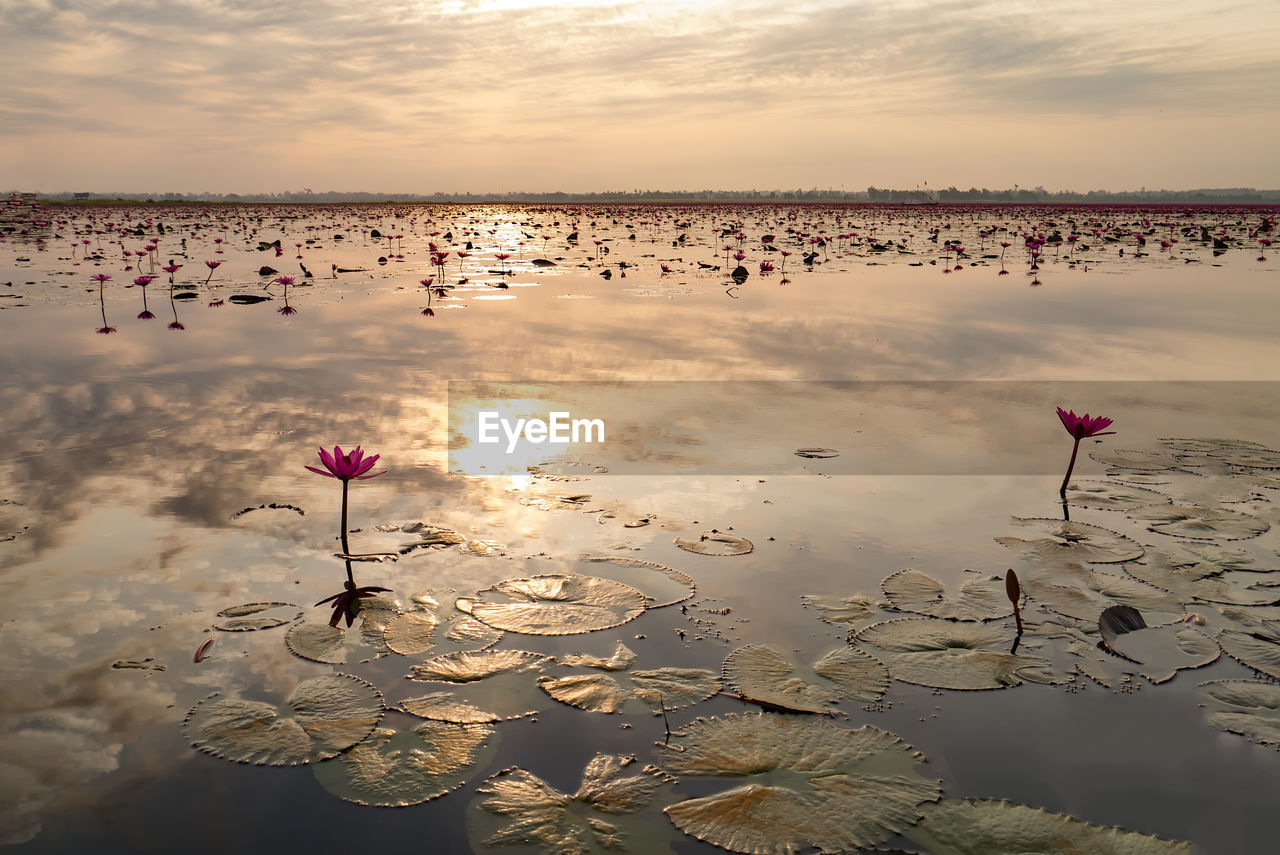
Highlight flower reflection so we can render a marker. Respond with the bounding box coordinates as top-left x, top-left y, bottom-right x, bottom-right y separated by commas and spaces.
316, 578, 392, 628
